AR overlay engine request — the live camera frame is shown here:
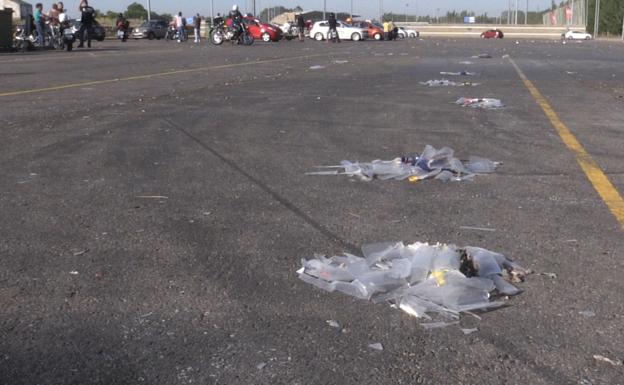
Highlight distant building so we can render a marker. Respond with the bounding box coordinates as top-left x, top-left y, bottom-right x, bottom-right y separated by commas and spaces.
1, 0, 32, 19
